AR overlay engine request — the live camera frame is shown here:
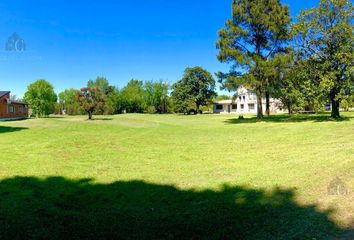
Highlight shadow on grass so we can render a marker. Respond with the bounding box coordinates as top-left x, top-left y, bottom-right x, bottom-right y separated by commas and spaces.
88, 118, 114, 121
225, 114, 353, 124
0, 126, 27, 133
0, 176, 352, 240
